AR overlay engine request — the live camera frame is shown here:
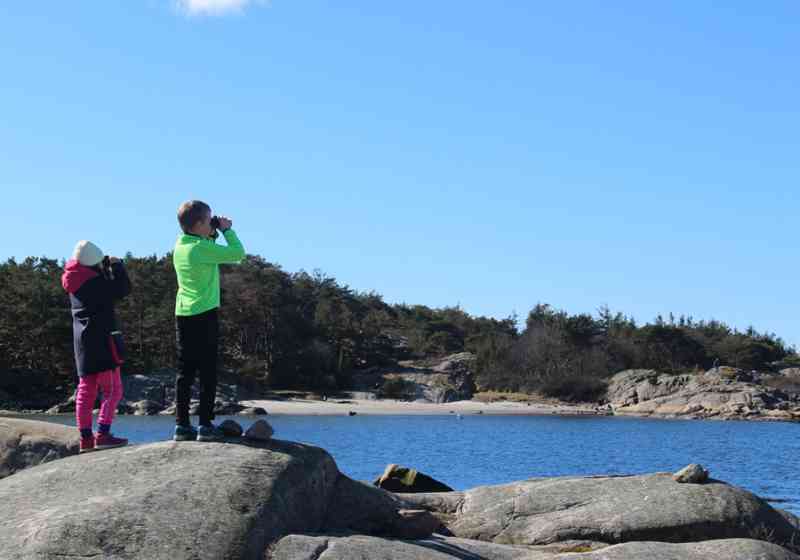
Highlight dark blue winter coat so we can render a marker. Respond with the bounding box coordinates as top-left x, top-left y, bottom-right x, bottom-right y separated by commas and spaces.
61, 259, 131, 377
